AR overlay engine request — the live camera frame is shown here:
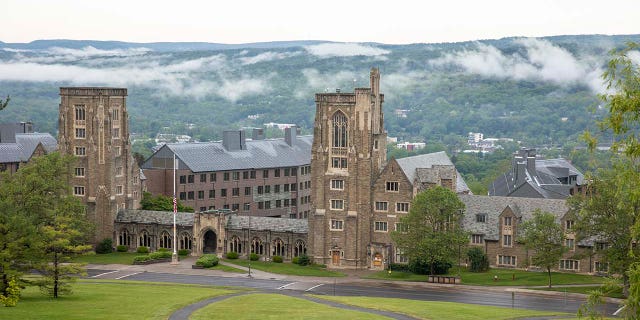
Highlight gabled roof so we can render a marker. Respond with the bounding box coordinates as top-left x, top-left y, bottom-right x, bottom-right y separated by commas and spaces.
144, 136, 312, 172
460, 194, 567, 241
116, 209, 195, 226
0, 133, 57, 163
536, 158, 585, 185
226, 215, 308, 233
395, 151, 471, 194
